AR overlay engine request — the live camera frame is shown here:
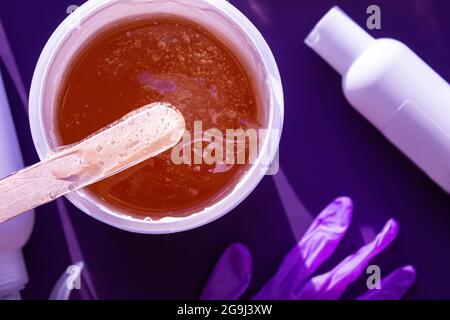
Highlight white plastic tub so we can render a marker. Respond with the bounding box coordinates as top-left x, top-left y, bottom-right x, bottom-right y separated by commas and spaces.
29, 0, 284, 234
